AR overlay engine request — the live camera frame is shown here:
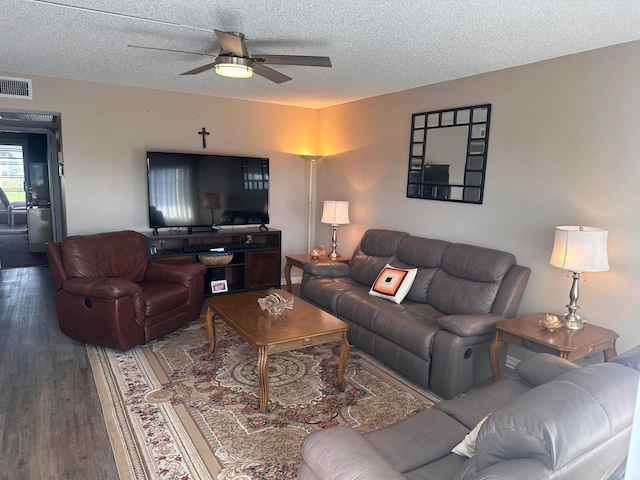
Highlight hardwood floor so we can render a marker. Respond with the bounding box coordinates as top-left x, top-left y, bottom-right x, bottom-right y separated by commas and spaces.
0, 267, 119, 479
